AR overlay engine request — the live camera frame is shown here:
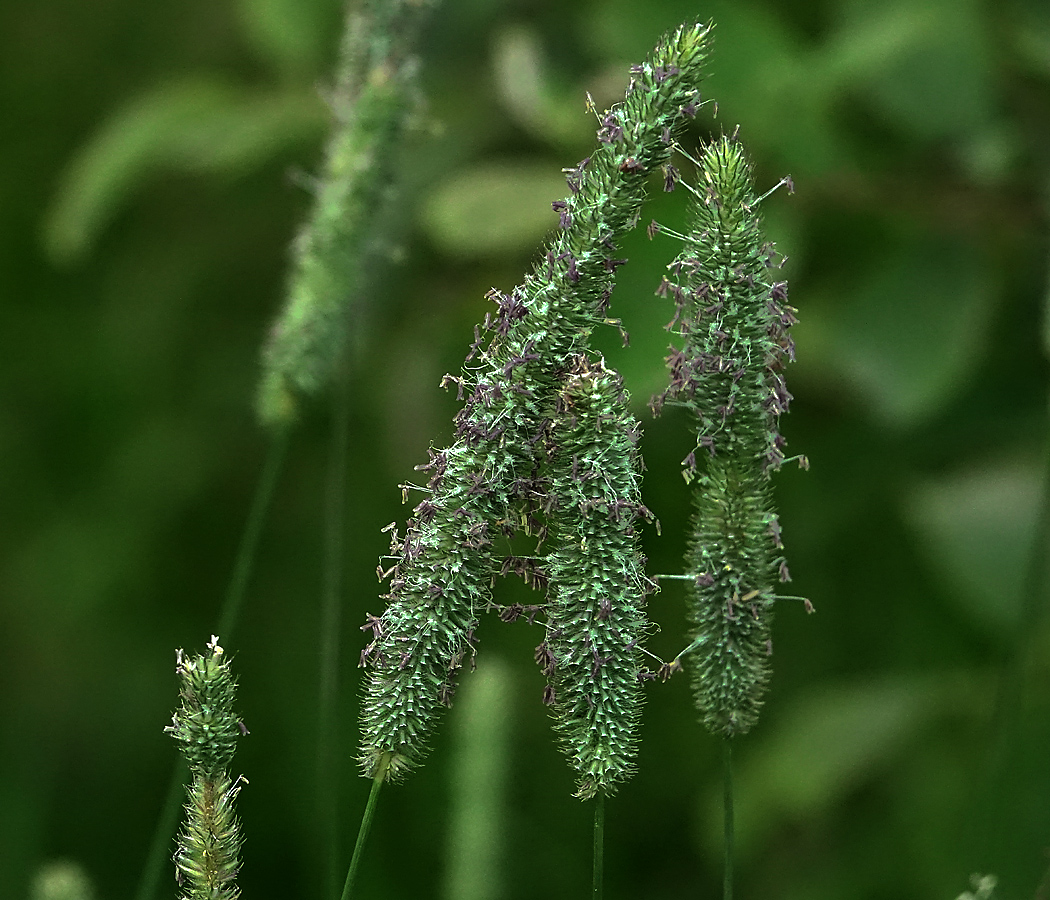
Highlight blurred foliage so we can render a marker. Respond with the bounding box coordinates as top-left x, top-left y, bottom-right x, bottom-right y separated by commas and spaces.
4, 0, 1050, 898
30, 861, 96, 900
